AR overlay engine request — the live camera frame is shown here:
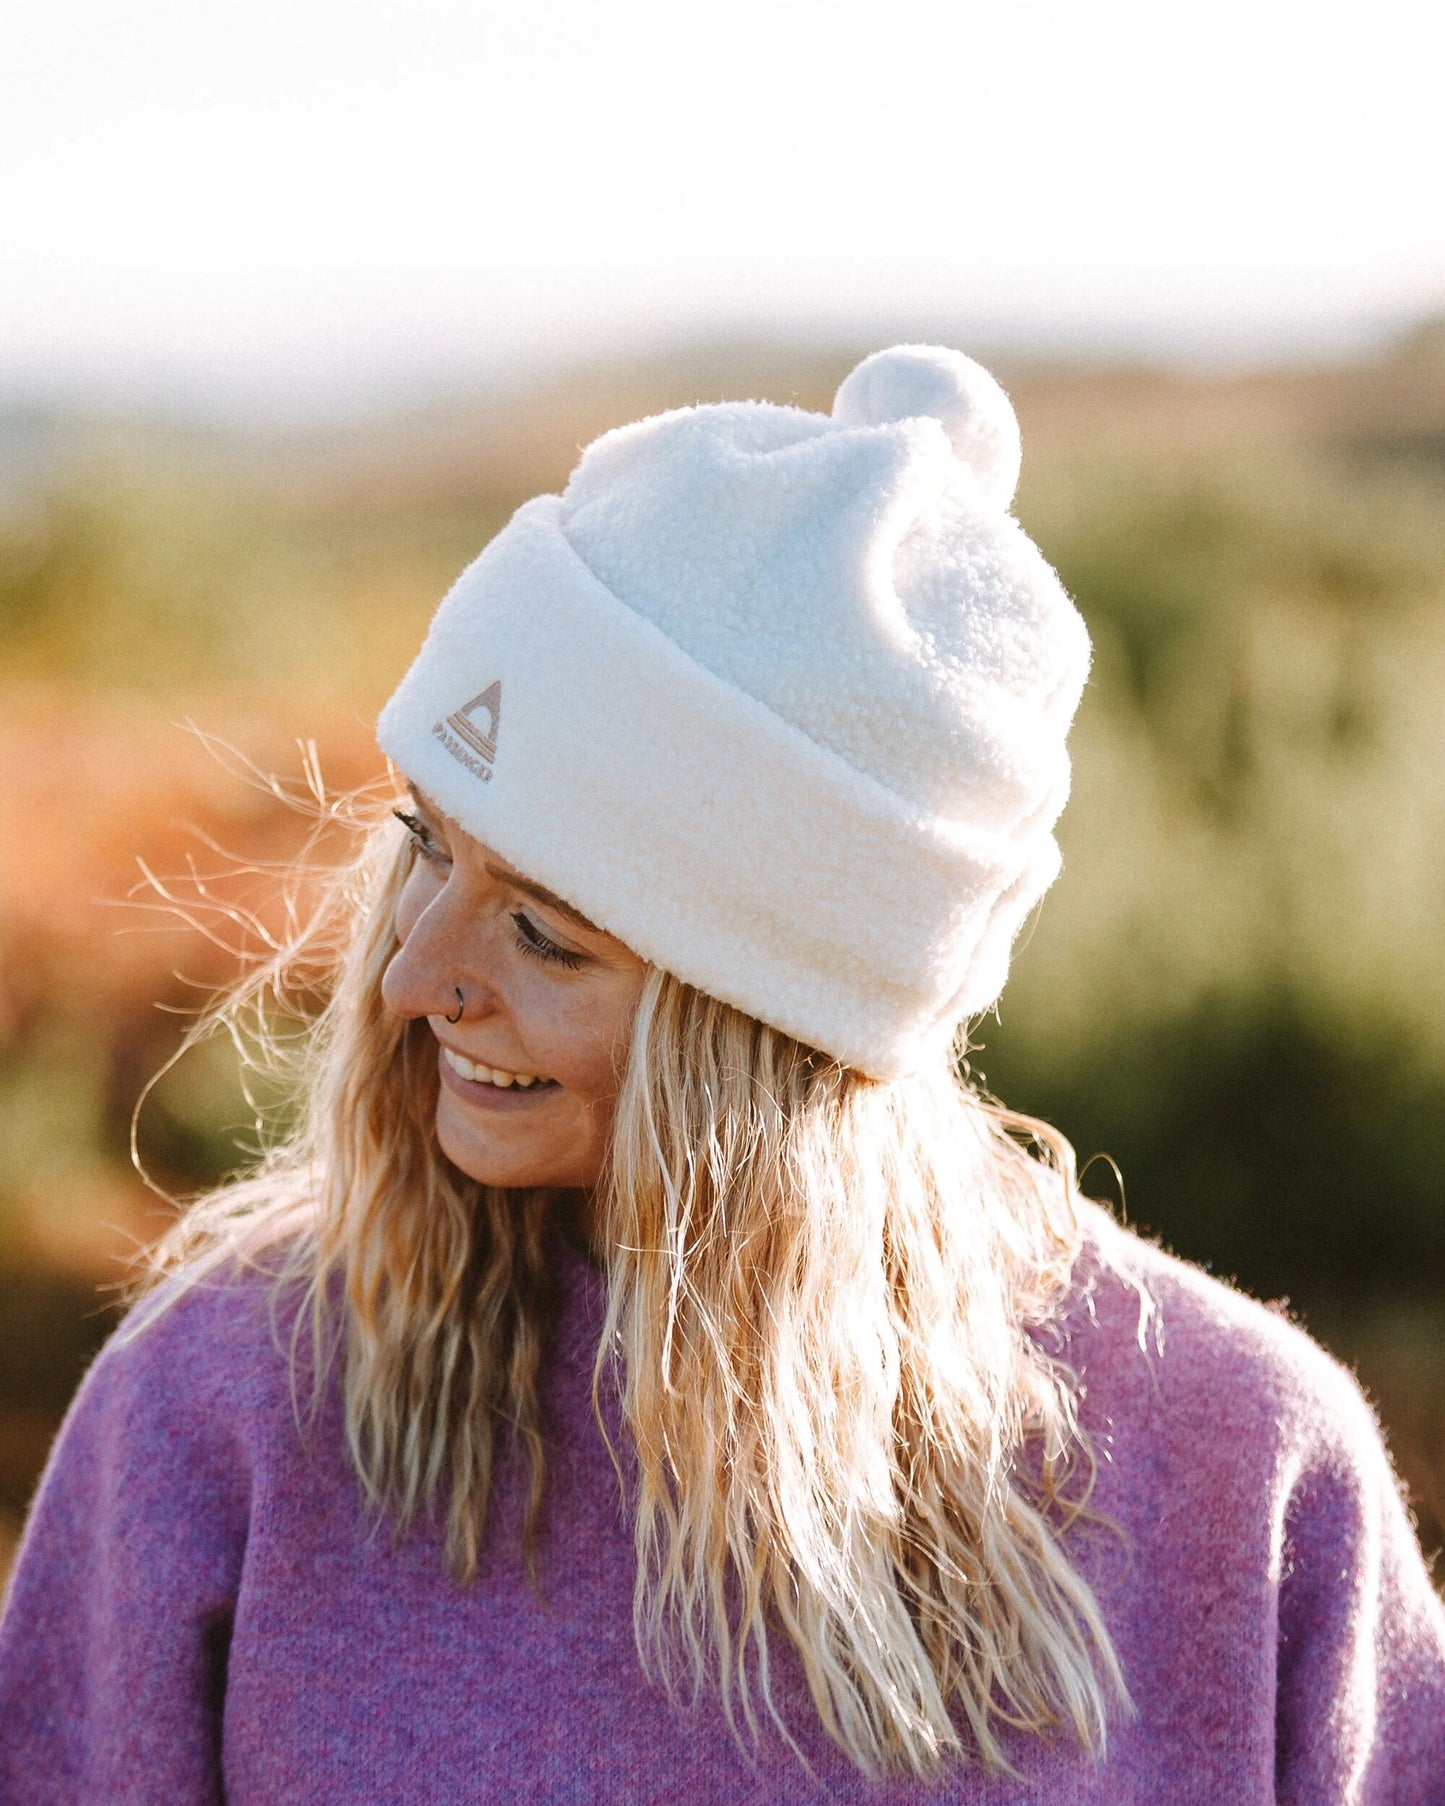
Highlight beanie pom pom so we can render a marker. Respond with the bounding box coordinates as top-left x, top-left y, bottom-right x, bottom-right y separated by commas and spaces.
832, 345, 1022, 511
